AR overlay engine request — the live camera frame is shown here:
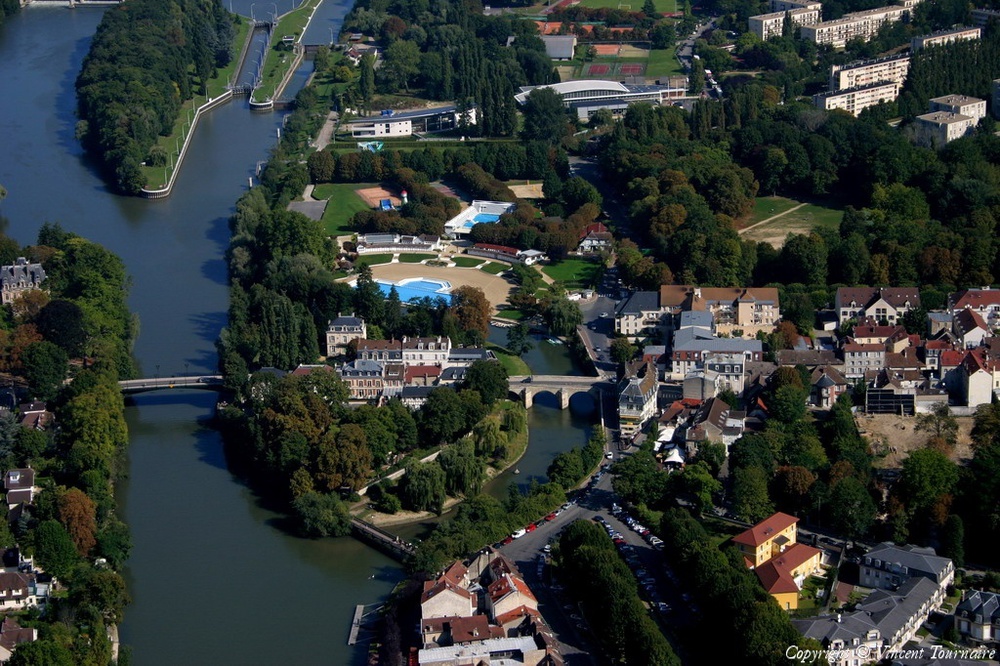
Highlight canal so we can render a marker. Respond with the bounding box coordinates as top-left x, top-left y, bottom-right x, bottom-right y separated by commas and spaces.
0, 4, 593, 664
